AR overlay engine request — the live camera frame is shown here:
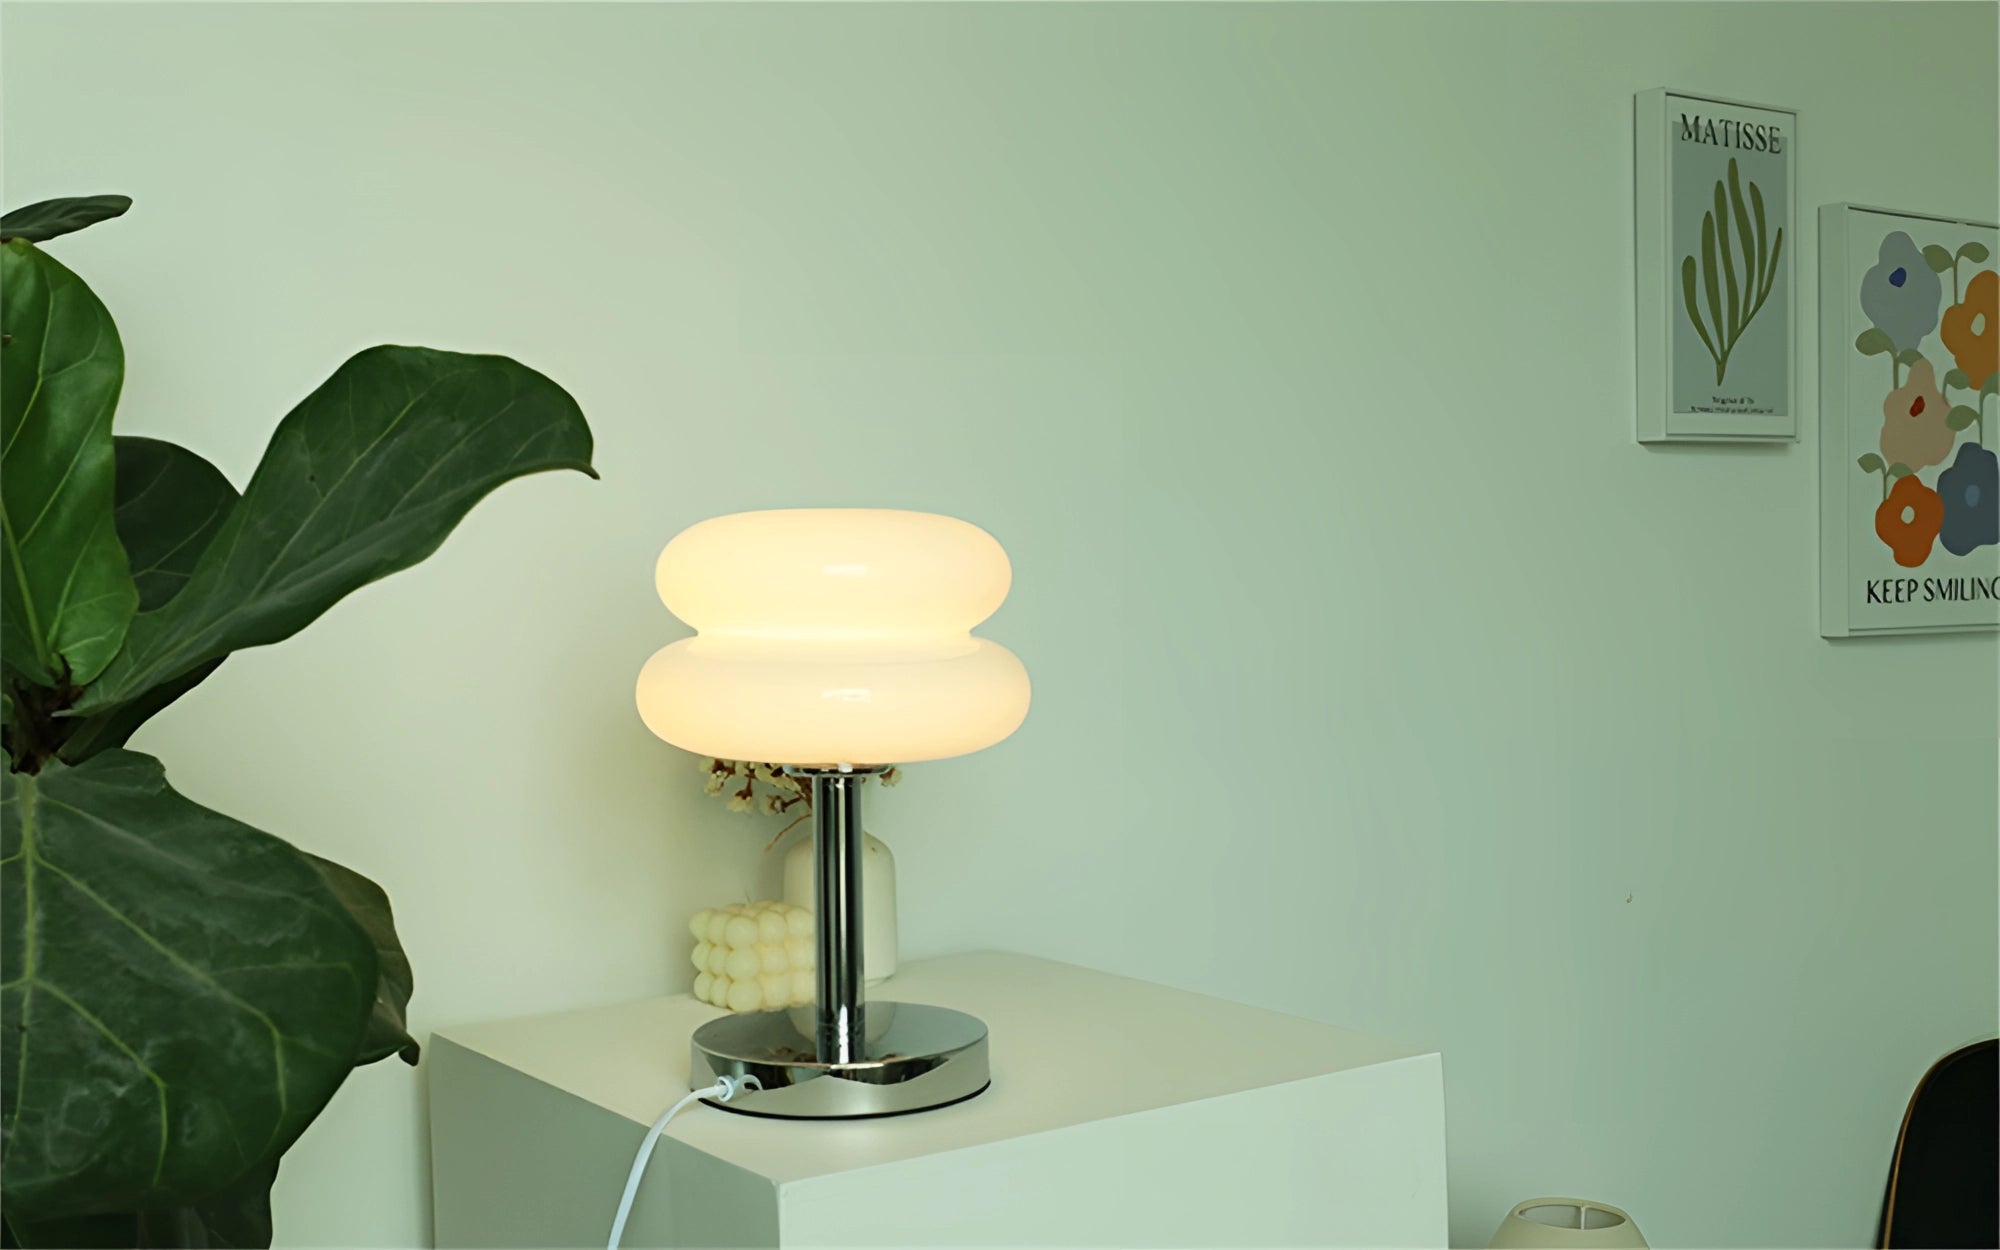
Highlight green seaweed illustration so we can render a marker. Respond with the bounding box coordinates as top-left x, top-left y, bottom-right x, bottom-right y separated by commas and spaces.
1680, 158, 1784, 385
